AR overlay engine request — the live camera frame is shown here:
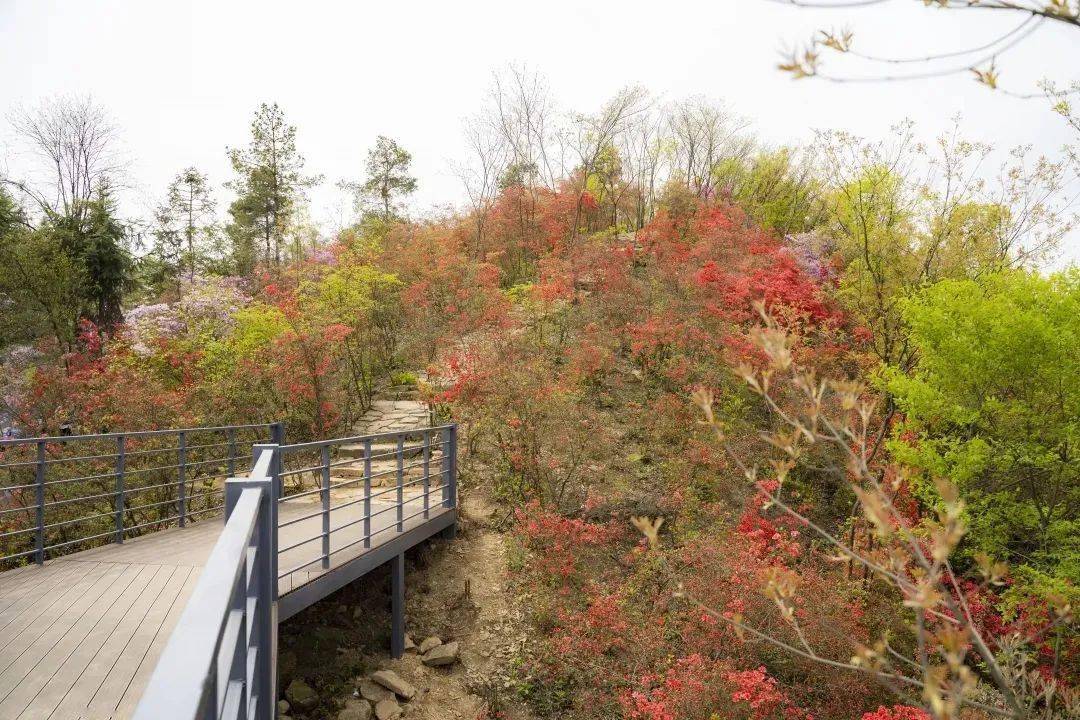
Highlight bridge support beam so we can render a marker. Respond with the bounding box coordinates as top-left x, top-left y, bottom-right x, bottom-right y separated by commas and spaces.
391, 552, 405, 659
